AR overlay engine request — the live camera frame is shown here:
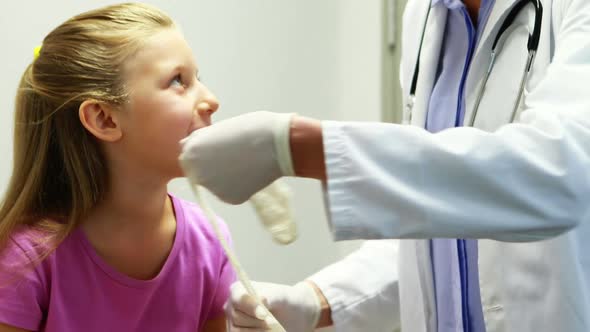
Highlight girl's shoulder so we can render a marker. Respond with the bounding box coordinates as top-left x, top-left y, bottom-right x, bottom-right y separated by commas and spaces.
0, 226, 53, 330
170, 194, 231, 233
0, 226, 56, 278
169, 194, 233, 255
